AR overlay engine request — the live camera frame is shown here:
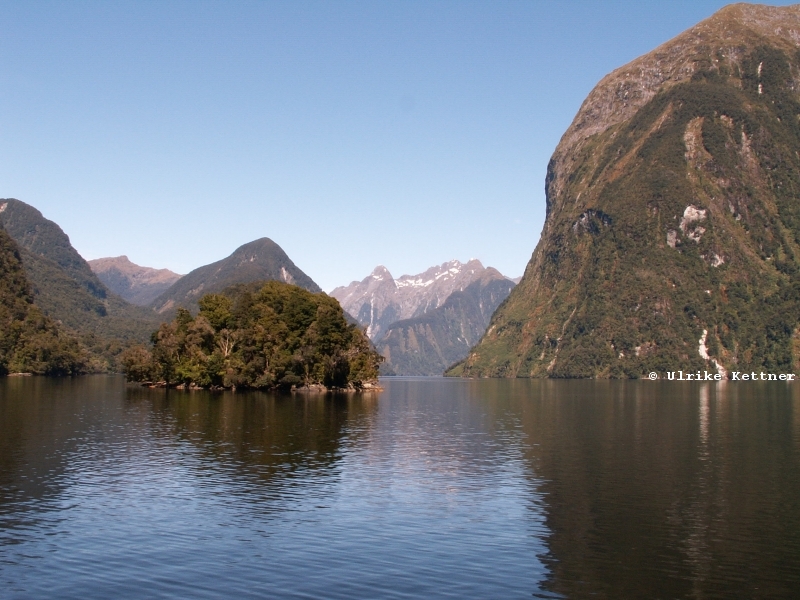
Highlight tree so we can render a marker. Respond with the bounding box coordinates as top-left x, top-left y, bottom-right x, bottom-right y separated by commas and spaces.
124, 281, 383, 390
